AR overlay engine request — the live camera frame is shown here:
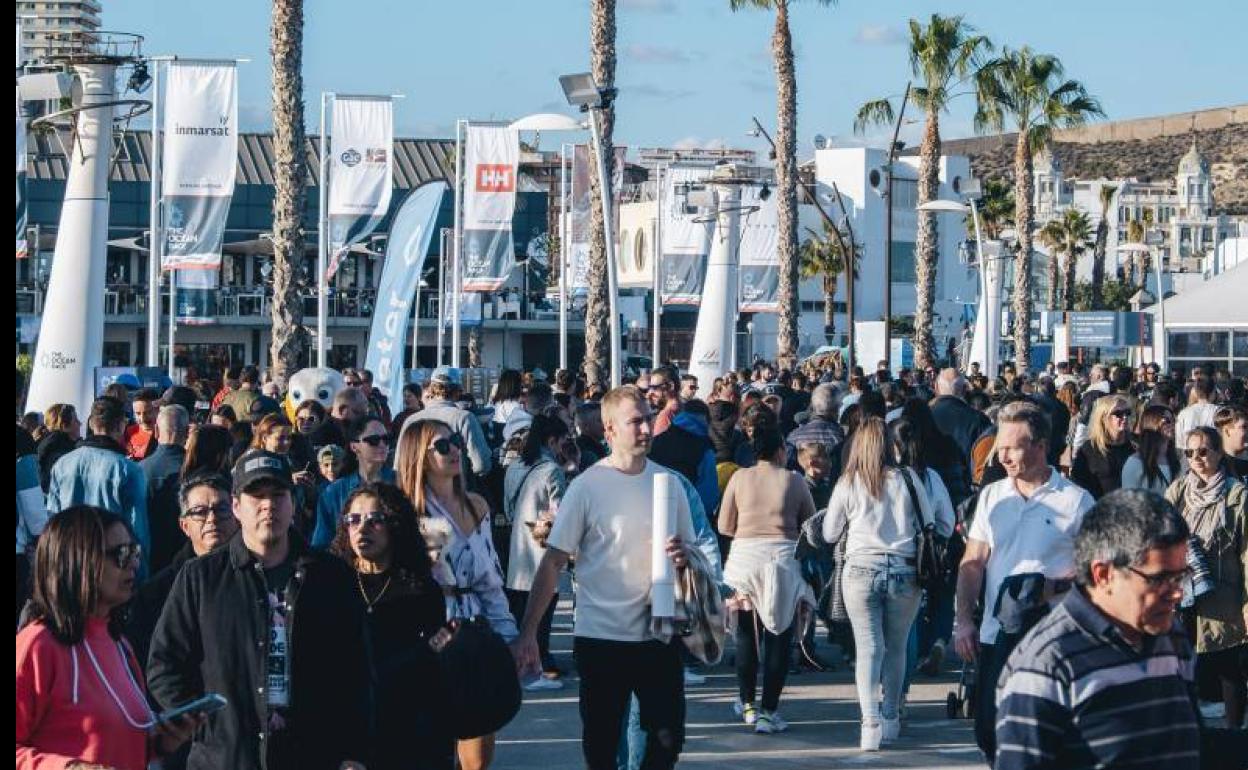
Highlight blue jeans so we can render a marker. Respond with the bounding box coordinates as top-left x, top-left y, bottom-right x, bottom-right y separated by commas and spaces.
841, 554, 922, 726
